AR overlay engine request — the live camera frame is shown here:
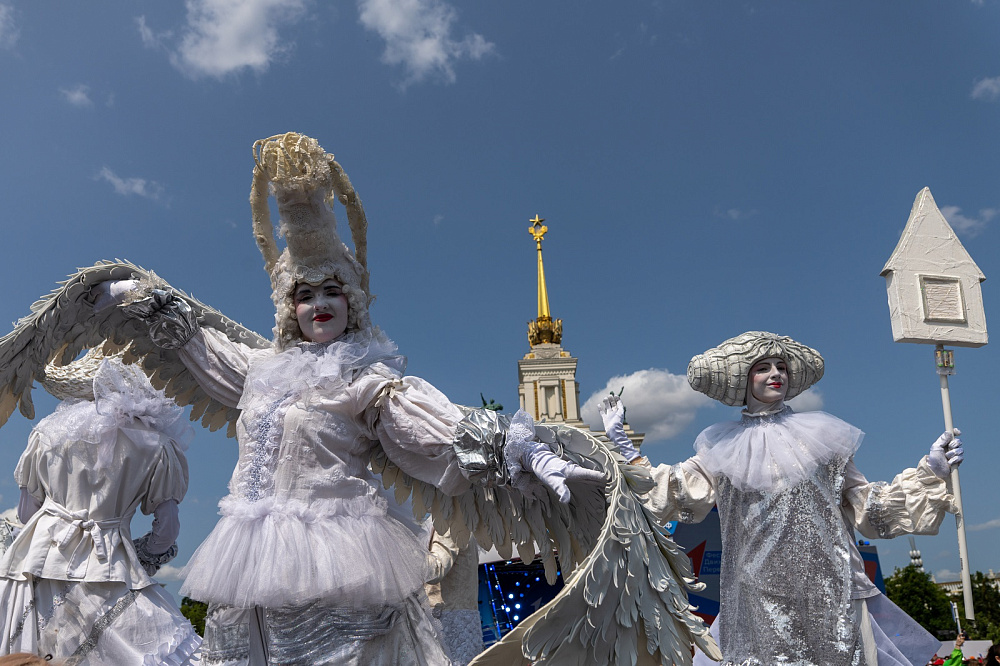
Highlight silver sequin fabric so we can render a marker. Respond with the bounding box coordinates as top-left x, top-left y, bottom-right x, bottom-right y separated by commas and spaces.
715, 451, 862, 666
202, 594, 448, 666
